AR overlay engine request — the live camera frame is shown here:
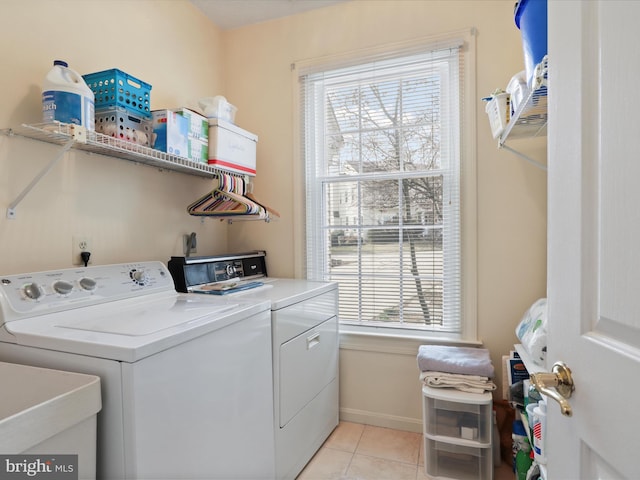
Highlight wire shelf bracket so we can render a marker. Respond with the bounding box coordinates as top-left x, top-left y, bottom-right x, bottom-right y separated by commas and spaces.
5, 126, 88, 219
